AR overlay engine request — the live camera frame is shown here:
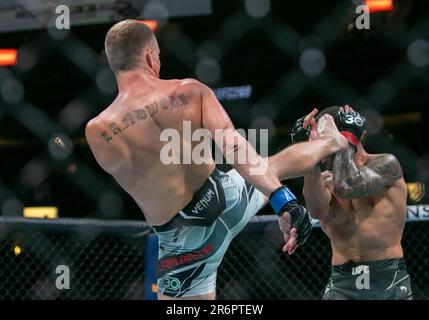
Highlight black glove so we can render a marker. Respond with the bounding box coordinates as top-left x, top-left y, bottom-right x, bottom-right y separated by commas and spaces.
281, 201, 312, 246
269, 186, 312, 246
288, 116, 310, 144
334, 110, 367, 149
